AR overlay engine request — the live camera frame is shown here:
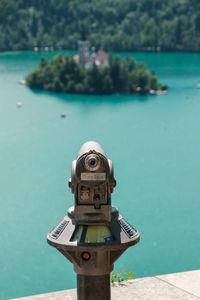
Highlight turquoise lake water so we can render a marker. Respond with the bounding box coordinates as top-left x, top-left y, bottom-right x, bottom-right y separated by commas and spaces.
0, 51, 200, 299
